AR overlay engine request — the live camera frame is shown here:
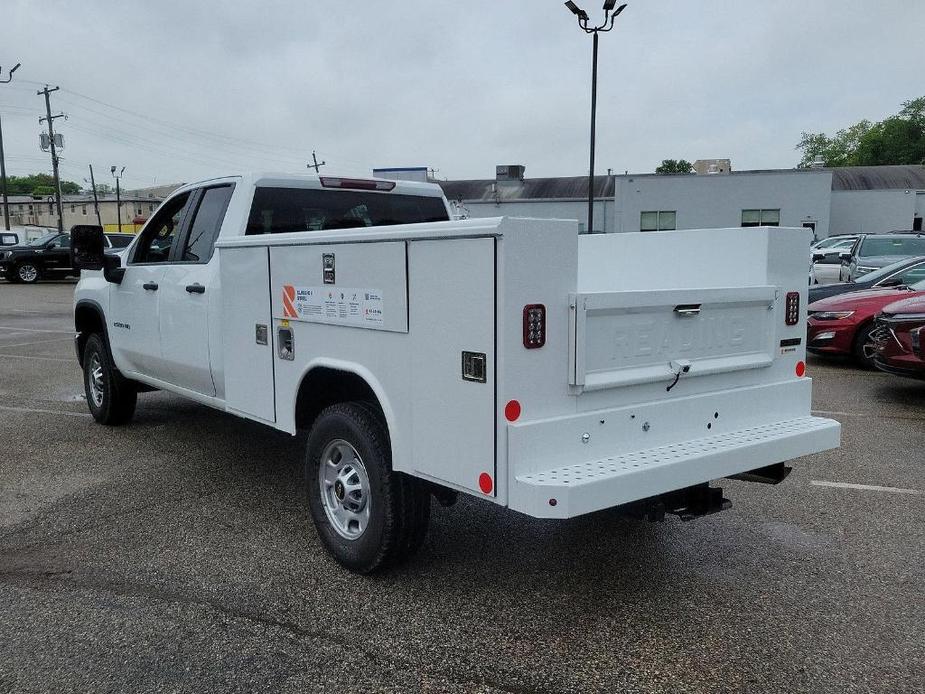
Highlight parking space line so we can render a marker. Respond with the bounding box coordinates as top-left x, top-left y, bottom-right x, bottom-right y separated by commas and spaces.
0, 336, 75, 350
0, 404, 91, 419
0, 325, 72, 334
811, 480, 923, 495
0, 353, 72, 363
